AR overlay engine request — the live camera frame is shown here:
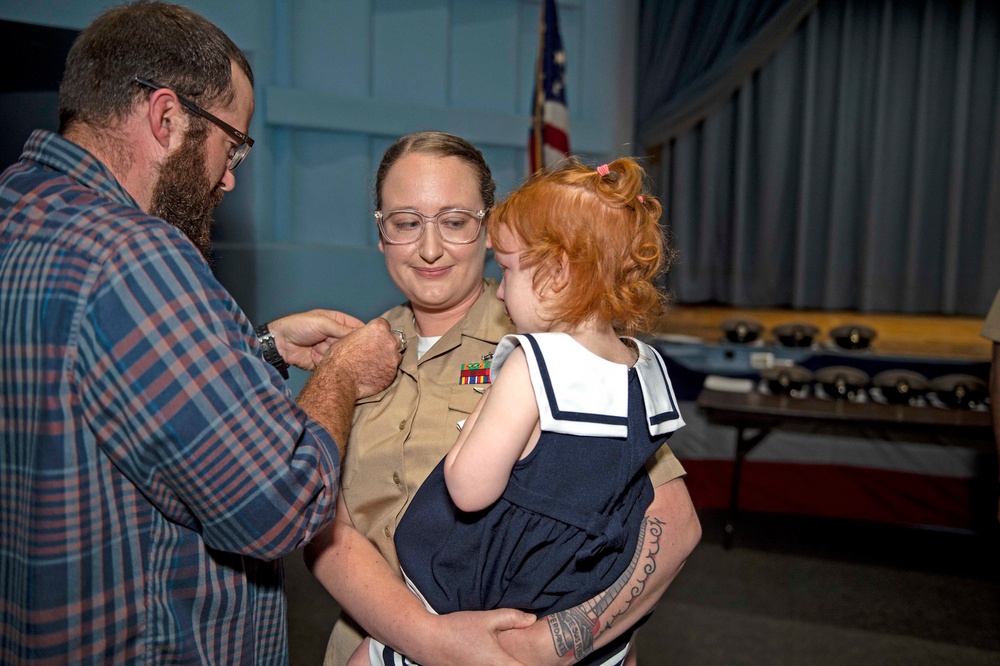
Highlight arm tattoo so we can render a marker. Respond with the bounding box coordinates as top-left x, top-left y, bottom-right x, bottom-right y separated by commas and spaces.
547, 517, 665, 661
